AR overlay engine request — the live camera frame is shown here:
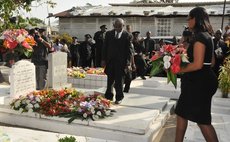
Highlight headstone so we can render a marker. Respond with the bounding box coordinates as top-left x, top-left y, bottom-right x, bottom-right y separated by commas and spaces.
47, 52, 71, 89
10, 60, 36, 98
